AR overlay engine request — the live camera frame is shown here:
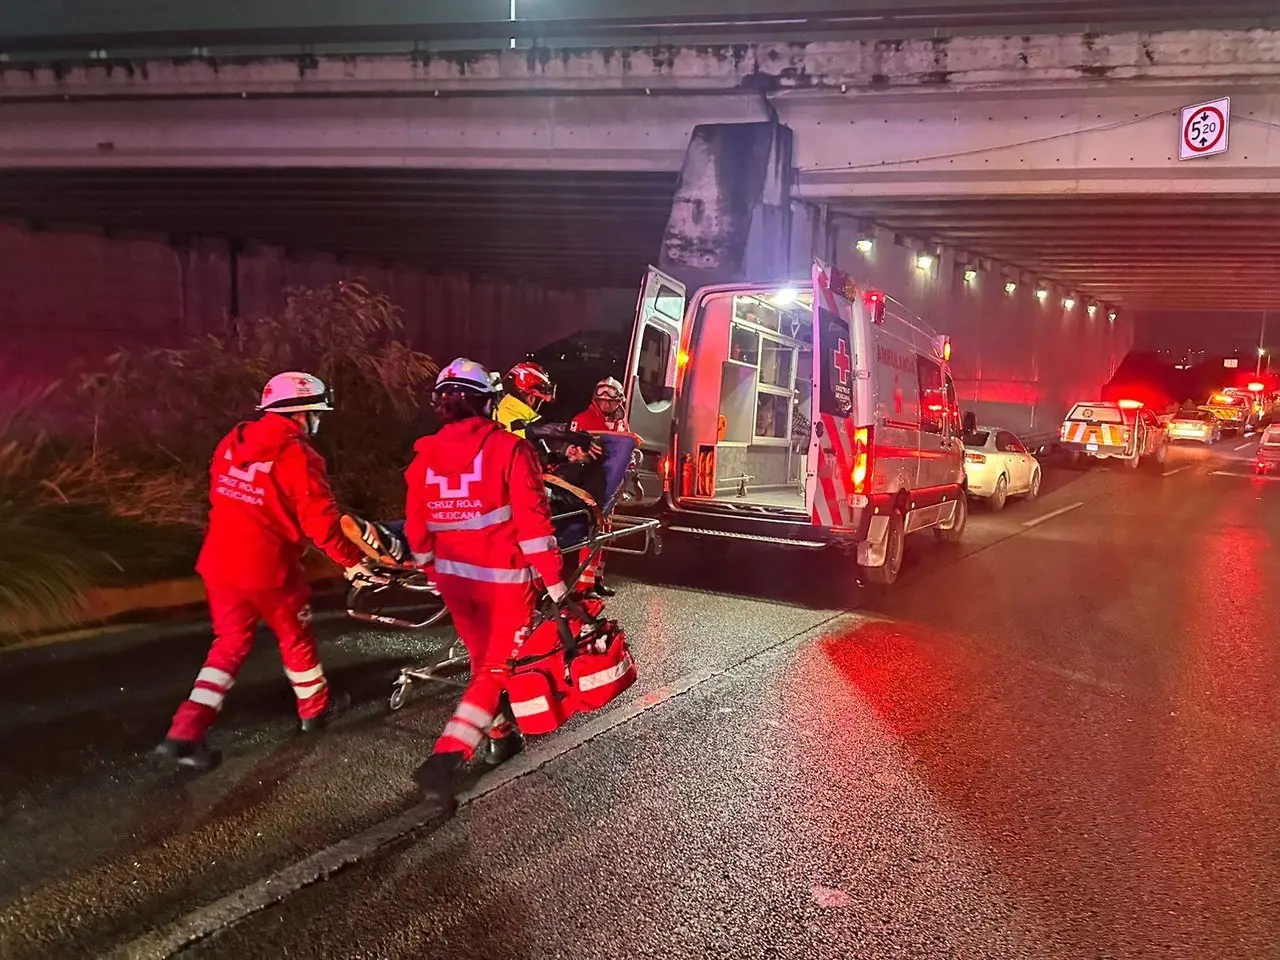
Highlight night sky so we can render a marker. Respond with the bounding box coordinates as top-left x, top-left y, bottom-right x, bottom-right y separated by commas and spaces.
1134, 310, 1272, 355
